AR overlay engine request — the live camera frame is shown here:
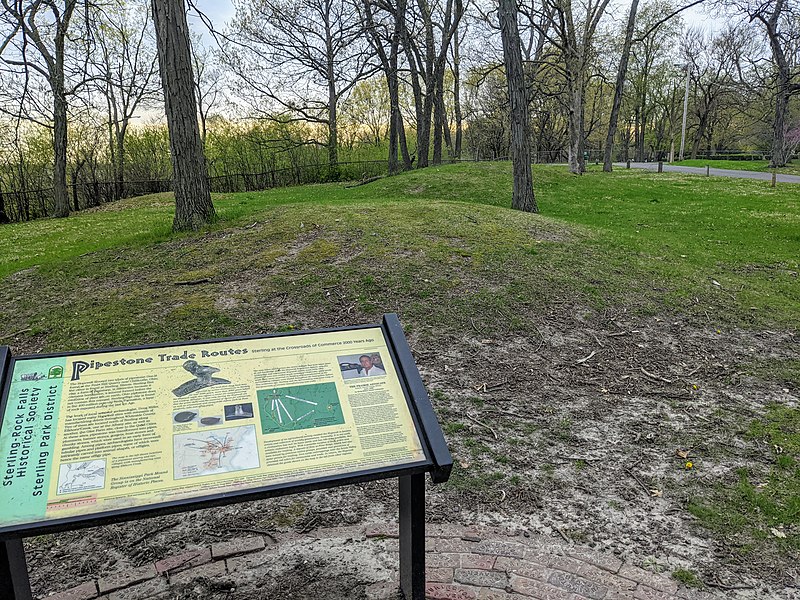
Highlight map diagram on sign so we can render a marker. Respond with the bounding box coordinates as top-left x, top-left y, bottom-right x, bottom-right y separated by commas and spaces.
173, 425, 260, 480
57, 460, 107, 495
256, 382, 344, 435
